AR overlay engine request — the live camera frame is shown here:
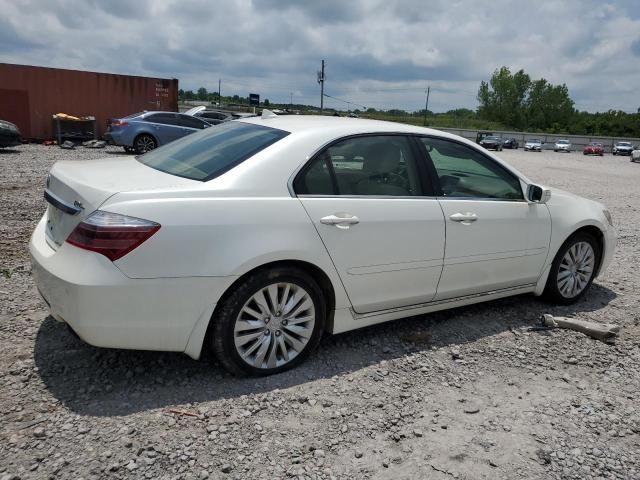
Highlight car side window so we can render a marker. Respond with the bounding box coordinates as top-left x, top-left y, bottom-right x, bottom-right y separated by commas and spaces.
295, 136, 423, 196
419, 137, 524, 200
178, 115, 209, 129
146, 113, 178, 126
